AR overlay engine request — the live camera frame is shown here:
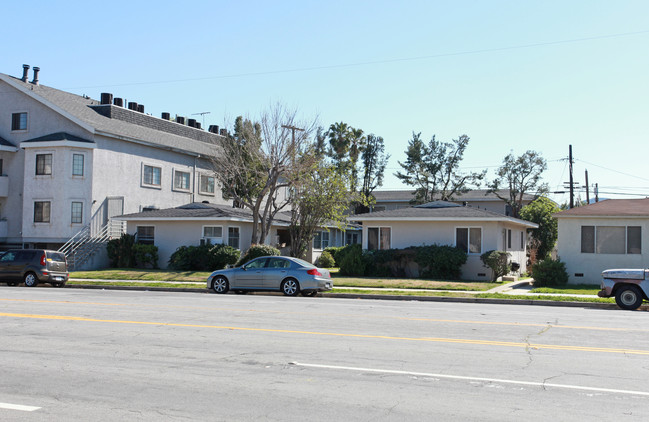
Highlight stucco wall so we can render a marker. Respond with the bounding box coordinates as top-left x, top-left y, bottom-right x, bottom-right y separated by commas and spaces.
361, 219, 529, 280
557, 217, 649, 284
